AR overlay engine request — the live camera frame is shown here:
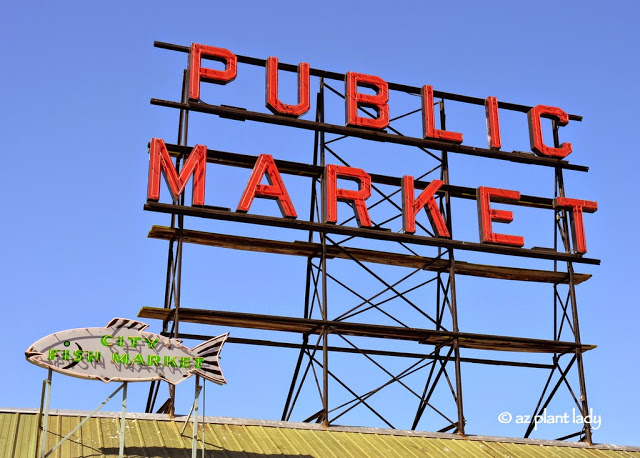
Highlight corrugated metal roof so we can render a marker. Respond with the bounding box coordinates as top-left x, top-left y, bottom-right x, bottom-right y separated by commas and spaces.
1, 408, 638, 457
